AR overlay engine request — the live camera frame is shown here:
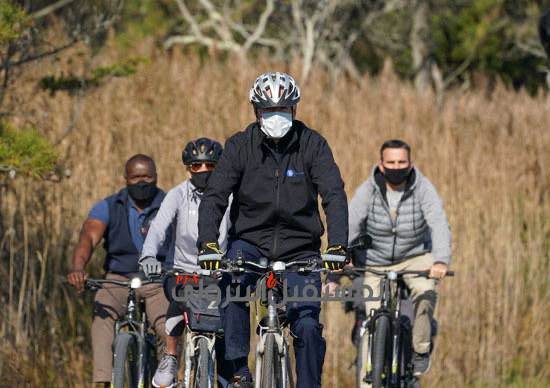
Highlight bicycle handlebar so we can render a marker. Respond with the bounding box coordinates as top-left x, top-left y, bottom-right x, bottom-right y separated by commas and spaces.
62, 275, 163, 291
342, 267, 454, 278
217, 257, 322, 275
